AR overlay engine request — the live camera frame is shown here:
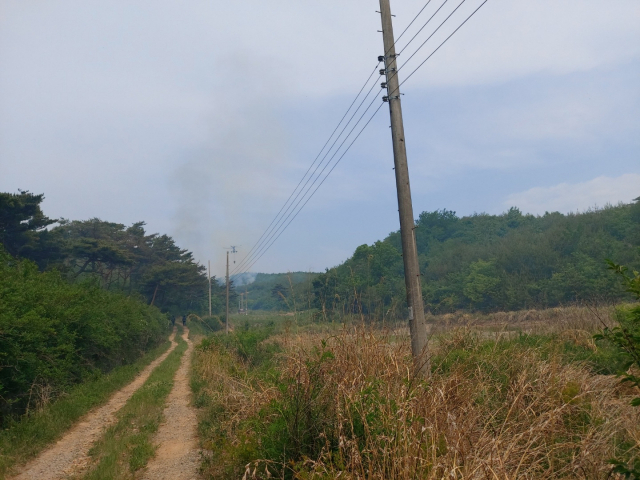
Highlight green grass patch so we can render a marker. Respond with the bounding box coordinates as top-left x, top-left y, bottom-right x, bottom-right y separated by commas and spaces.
0, 339, 172, 479
228, 310, 340, 336
431, 330, 629, 377
186, 315, 225, 338
80, 329, 187, 480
